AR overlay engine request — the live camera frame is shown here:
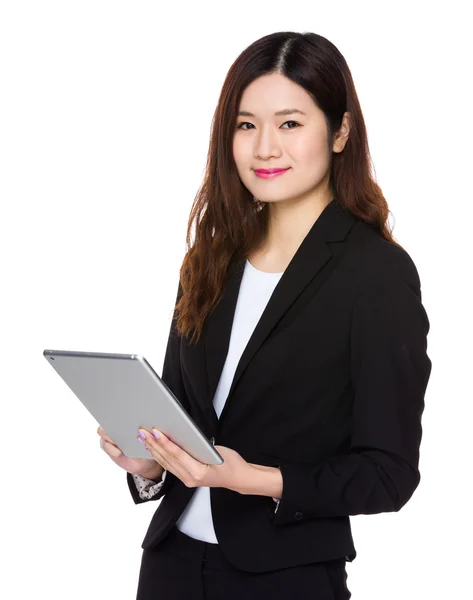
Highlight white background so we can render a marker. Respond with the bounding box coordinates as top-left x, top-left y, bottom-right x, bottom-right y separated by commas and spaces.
1, 1, 471, 598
